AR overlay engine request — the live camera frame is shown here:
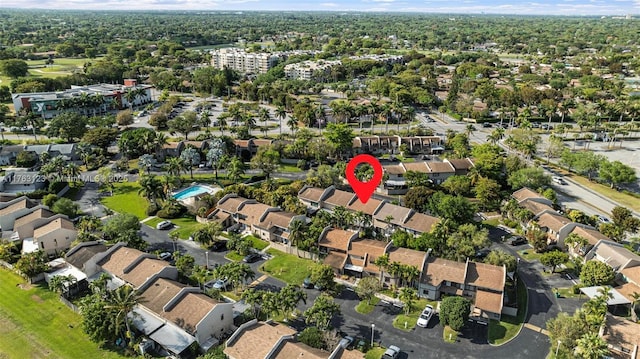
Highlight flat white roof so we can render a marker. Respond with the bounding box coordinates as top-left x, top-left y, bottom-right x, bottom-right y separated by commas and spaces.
21, 238, 40, 254
580, 286, 631, 305
149, 321, 196, 355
